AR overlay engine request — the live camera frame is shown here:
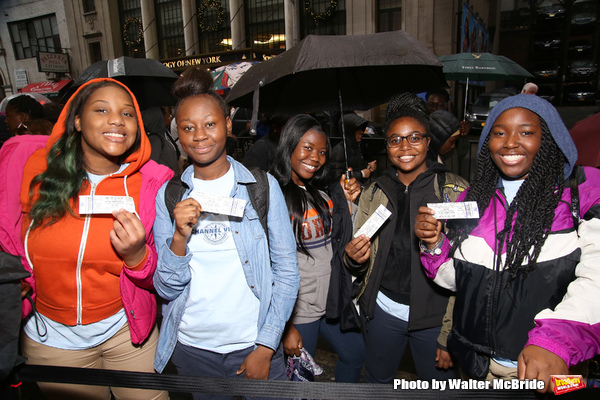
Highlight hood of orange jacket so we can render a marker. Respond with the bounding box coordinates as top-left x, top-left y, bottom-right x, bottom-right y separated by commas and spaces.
48, 77, 151, 174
